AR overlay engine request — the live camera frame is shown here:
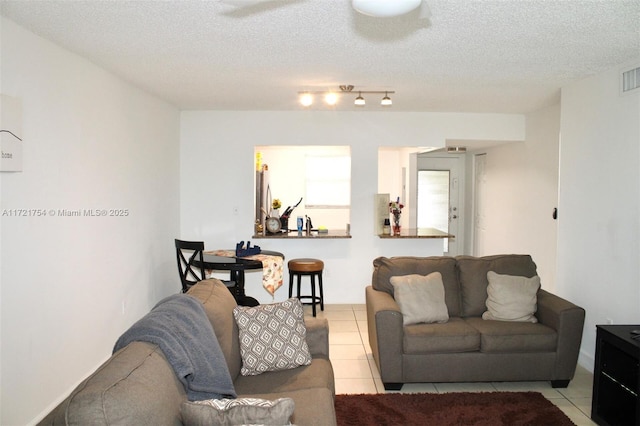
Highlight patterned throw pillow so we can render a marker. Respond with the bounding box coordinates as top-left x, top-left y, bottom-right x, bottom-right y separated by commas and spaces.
181, 397, 295, 426
233, 298, 312, 376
